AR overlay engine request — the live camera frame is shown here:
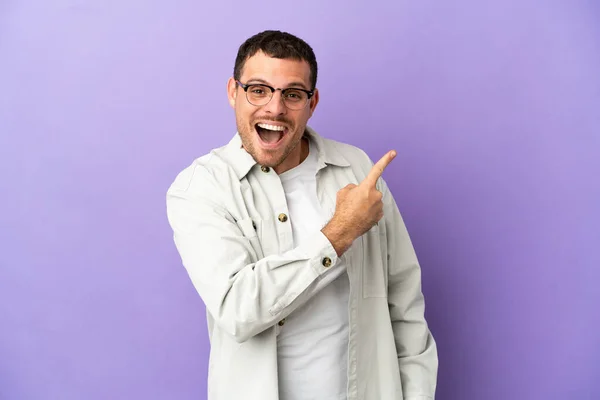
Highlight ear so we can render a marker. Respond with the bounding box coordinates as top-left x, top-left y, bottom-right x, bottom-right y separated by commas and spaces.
227, 77, 237, 109
308, 88, 319, 117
